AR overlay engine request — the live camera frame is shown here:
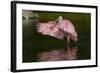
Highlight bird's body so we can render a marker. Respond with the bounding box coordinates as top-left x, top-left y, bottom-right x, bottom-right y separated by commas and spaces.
57, 20, 75, 35
57, 19, 78, 42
